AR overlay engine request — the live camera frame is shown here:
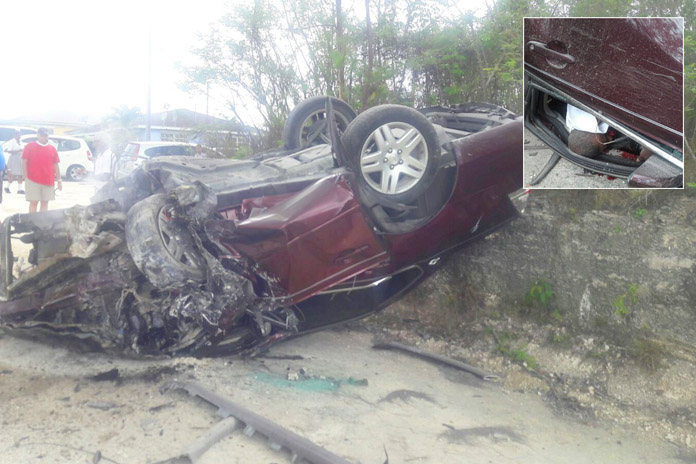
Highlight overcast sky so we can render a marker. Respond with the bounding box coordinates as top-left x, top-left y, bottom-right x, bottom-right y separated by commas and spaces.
0, 0, 229, 123
0, 0, 486, 125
